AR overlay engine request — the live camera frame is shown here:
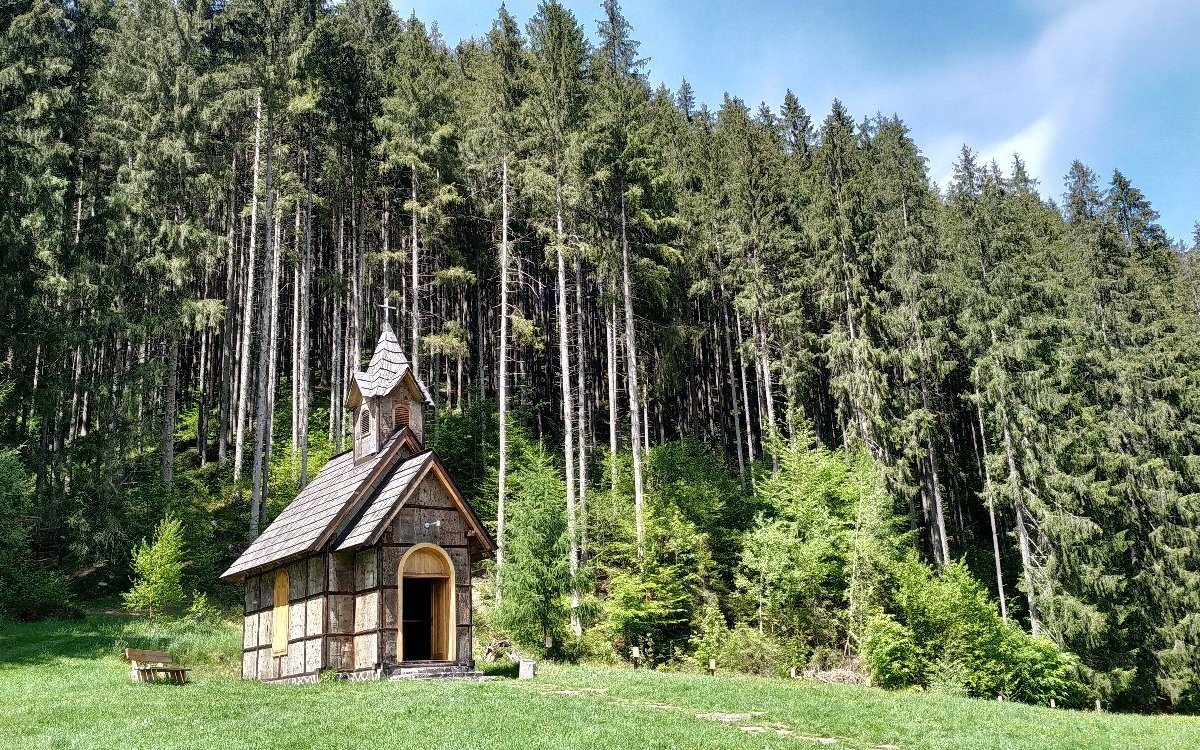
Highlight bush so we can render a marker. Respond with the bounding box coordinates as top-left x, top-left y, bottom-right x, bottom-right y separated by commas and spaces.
0, 564, 81, 622
688, 605, 790, 677
863, 561, 1091, 707
715, 624, 790, 677
0, 449, 79, 621
863, 614, 919, 689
